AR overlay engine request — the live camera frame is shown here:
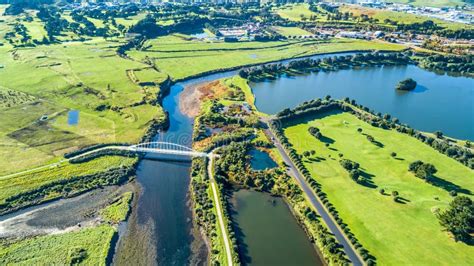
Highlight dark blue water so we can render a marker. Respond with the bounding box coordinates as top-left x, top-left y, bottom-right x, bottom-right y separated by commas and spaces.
250, 149, 277, 170
251, 65, 474, 140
